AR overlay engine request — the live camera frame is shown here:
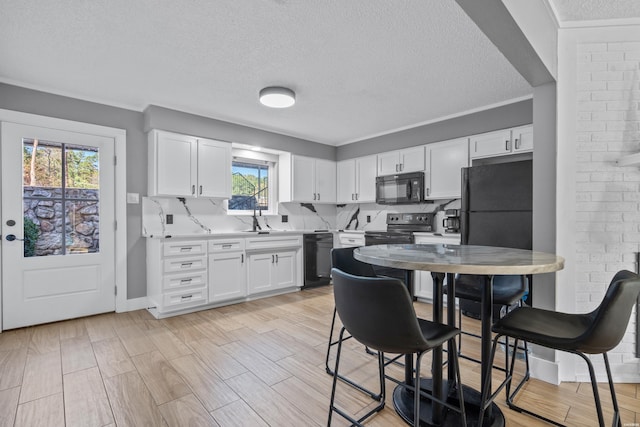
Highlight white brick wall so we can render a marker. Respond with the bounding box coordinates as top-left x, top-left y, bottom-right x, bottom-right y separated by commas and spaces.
575, 40, 640, 380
